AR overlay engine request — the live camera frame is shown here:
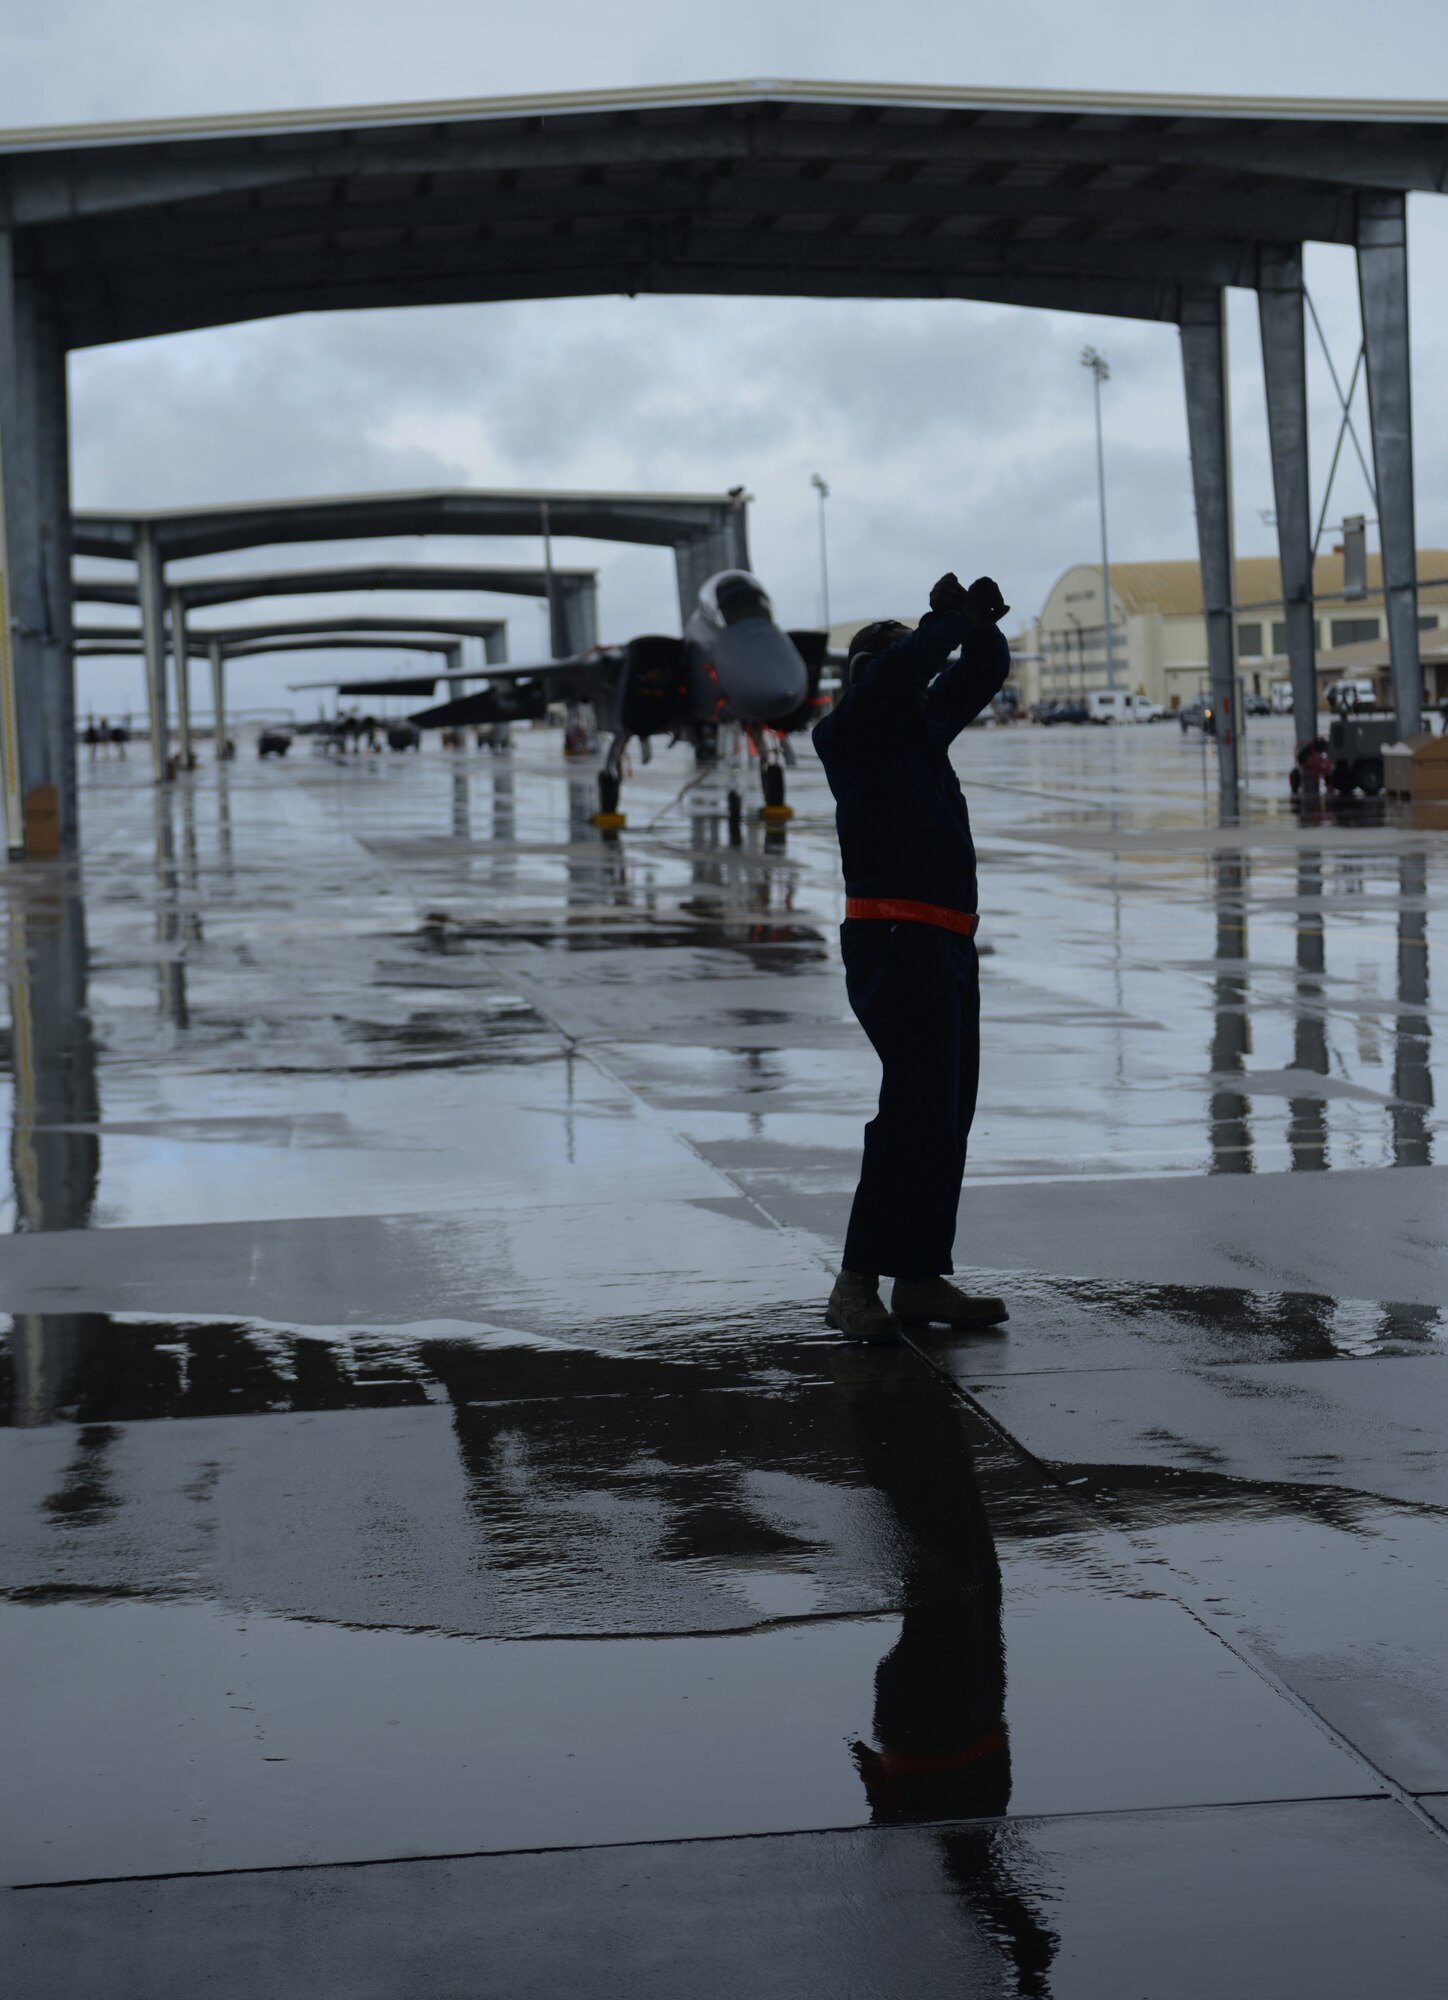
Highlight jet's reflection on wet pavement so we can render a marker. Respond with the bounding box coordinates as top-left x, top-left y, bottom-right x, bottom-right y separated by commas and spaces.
4, 727, 1448, 1995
